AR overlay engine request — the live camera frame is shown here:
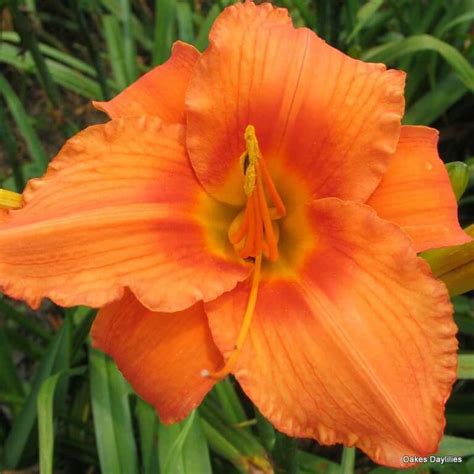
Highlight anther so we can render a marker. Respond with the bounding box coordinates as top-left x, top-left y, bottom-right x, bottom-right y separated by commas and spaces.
0, 189, 22, 210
